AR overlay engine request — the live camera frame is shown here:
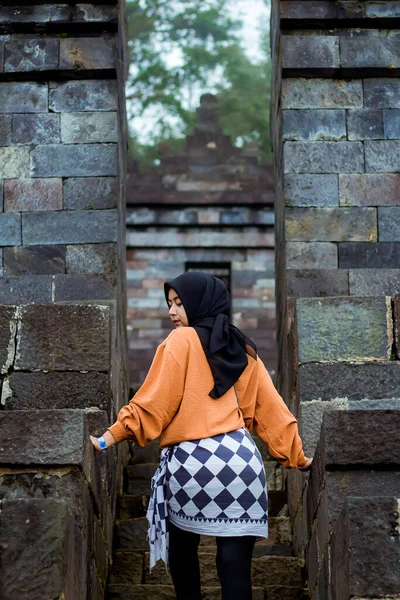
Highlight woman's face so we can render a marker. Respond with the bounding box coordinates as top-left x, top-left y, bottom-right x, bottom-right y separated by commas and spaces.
167, 288, 189, 328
